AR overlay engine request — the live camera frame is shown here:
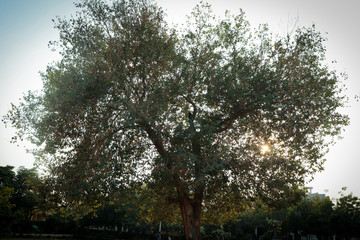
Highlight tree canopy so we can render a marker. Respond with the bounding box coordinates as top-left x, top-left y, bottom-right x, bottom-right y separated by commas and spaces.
0, 166, 40, 236
3, 0, 348, 239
